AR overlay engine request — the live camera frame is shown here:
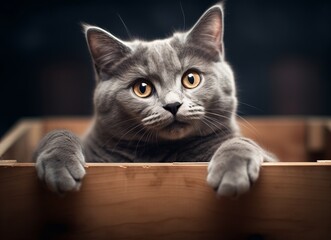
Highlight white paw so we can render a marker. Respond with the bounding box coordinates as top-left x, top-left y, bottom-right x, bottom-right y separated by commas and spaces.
36, 150, 86, 193
207, 150, 263, 197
